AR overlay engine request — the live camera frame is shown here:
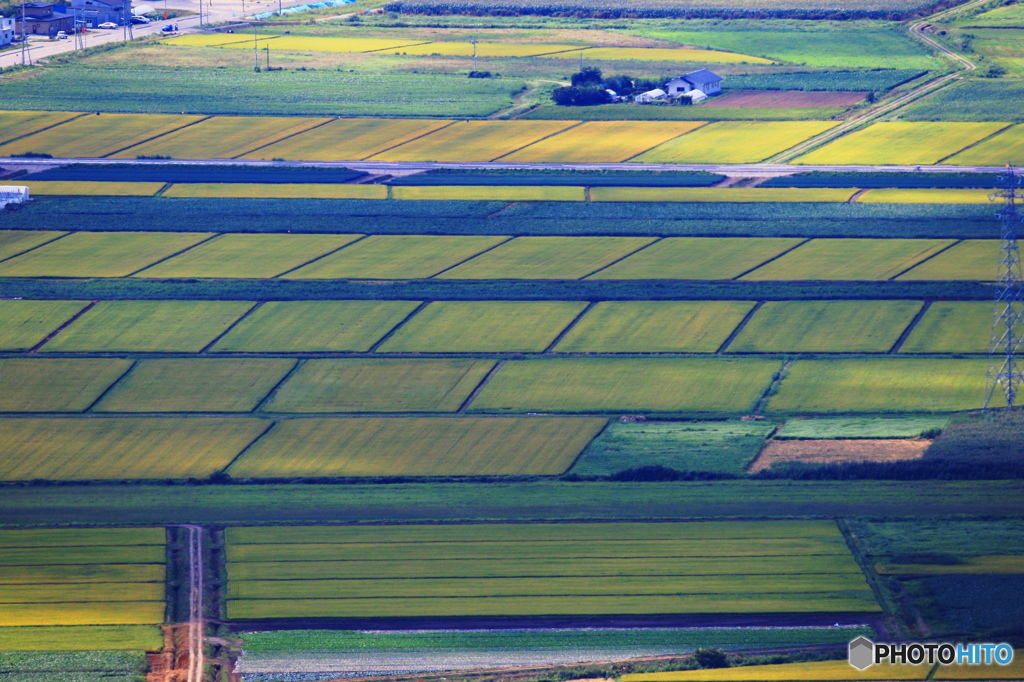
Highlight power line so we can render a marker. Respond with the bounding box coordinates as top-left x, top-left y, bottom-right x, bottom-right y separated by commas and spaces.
985, 166, 1024, 410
